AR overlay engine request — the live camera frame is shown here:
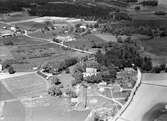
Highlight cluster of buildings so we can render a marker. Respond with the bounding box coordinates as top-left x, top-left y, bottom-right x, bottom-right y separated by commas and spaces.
55, 35, 76, 44
0, 25, 24, 38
